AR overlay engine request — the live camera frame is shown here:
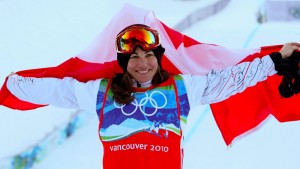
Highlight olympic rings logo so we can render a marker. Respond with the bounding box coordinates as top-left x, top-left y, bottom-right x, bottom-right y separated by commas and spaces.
114, 91, 168, 116
289, 7, 300, 19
